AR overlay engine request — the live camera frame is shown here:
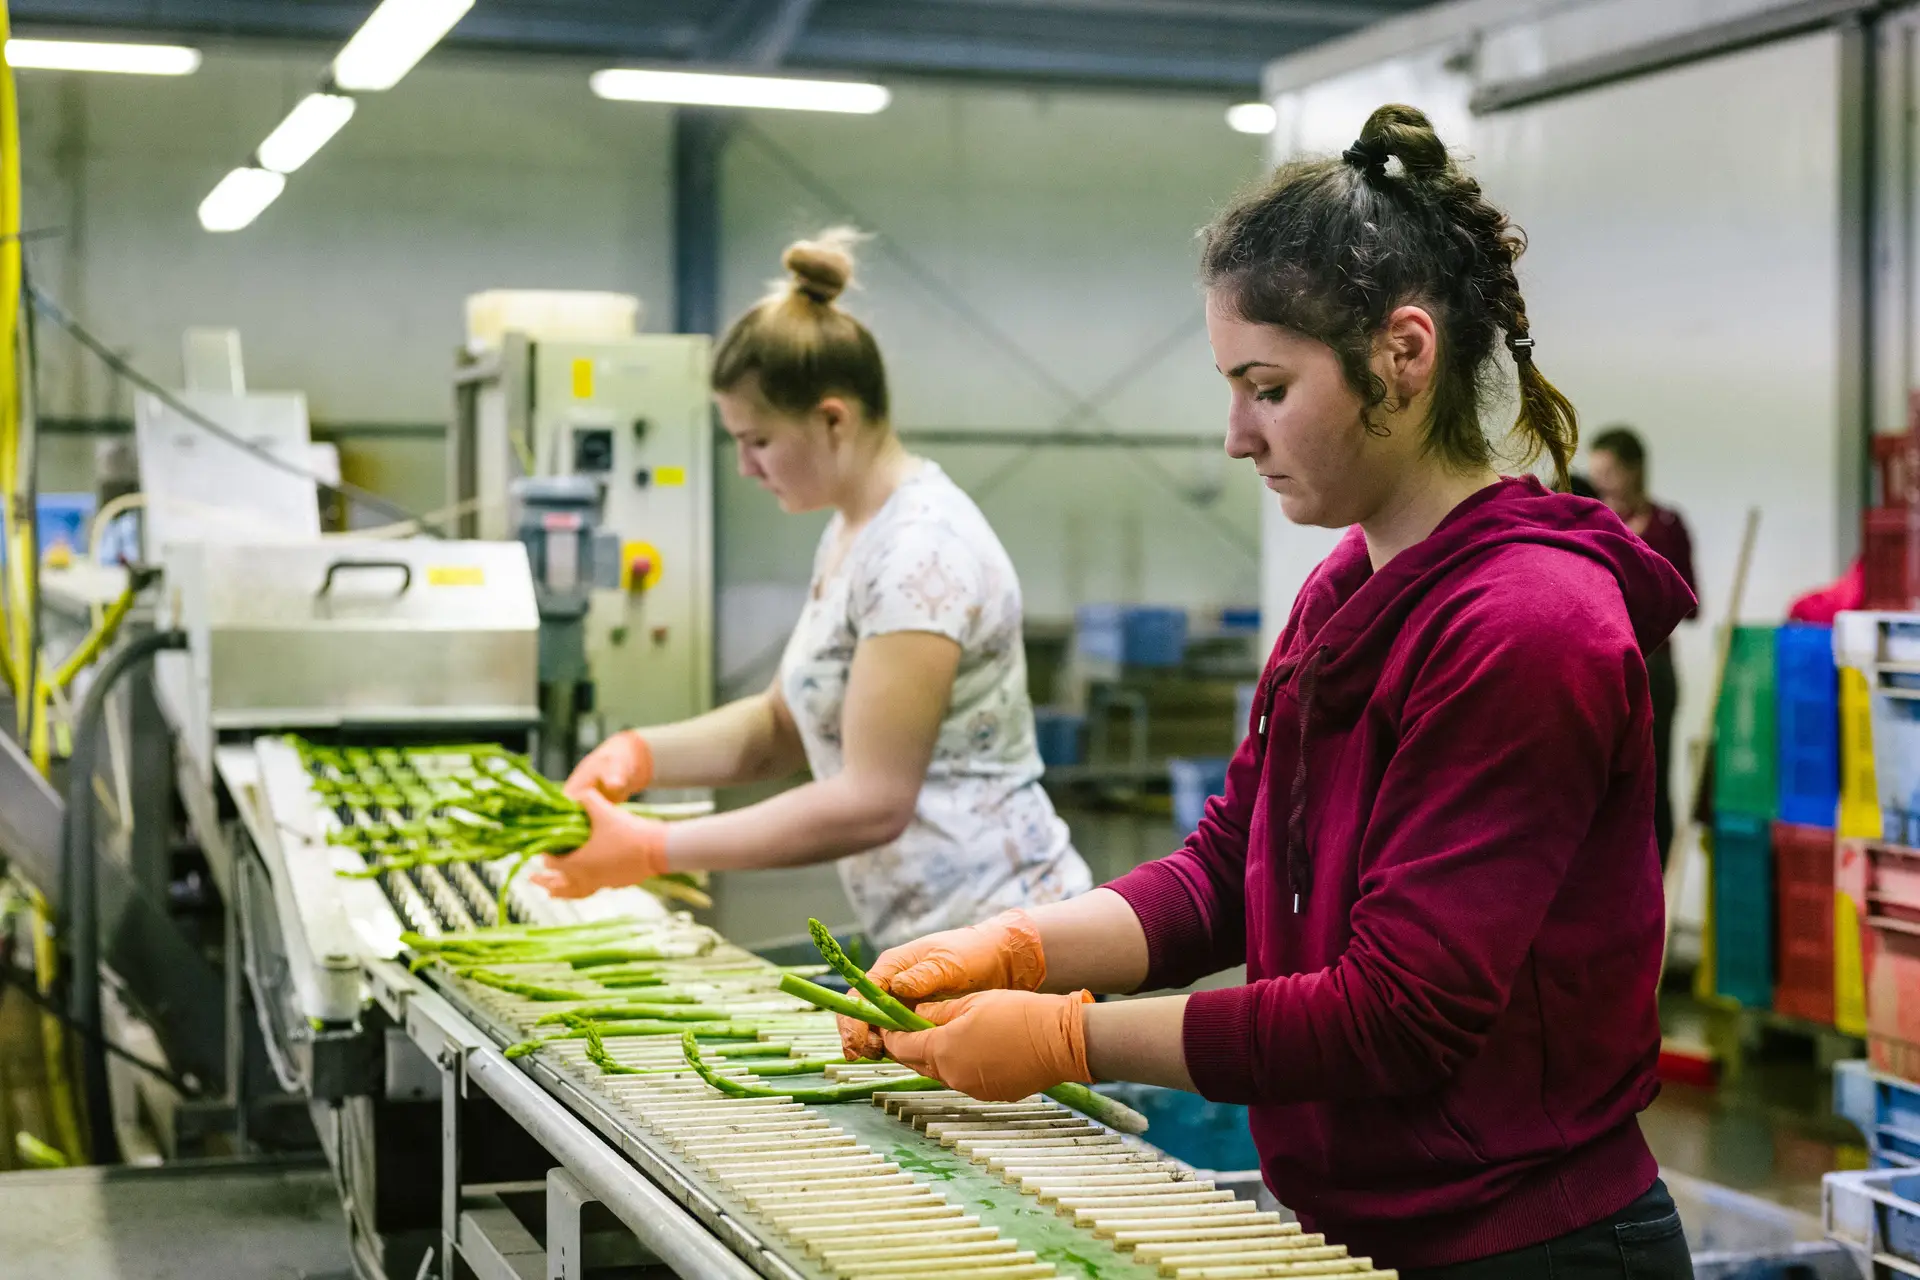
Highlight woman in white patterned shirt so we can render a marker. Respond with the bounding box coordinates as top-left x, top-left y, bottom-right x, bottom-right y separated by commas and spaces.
533, 230, 1091, 948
